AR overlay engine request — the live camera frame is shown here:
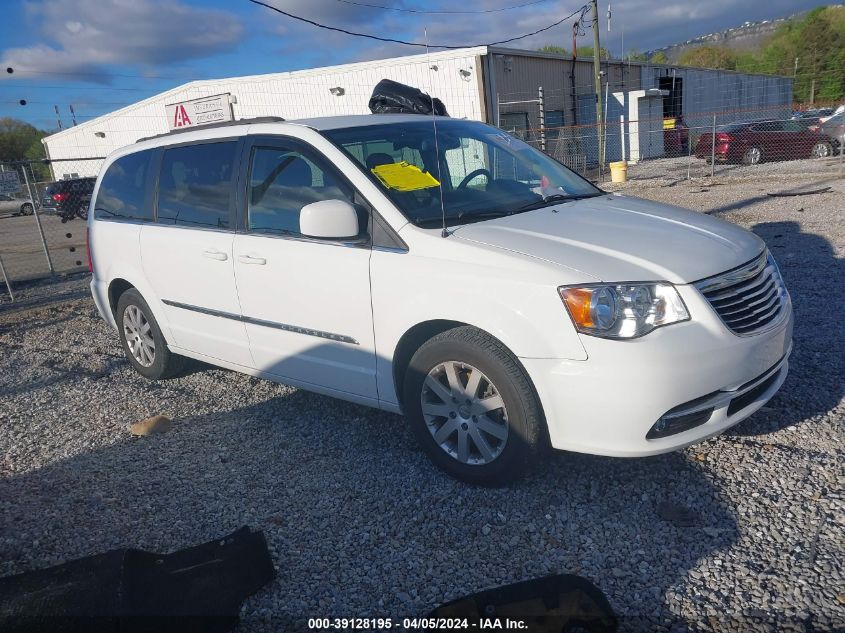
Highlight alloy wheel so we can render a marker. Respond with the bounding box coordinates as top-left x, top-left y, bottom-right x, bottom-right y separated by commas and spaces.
811, 142, 831, 158
420, 361, 509, 465
123, 305, 155, 367
744, 147, 762, 165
